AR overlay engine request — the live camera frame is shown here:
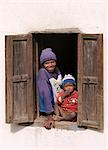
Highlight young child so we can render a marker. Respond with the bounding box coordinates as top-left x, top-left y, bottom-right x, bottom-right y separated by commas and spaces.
37, 48, 62, 129
54, 74, 78, 122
